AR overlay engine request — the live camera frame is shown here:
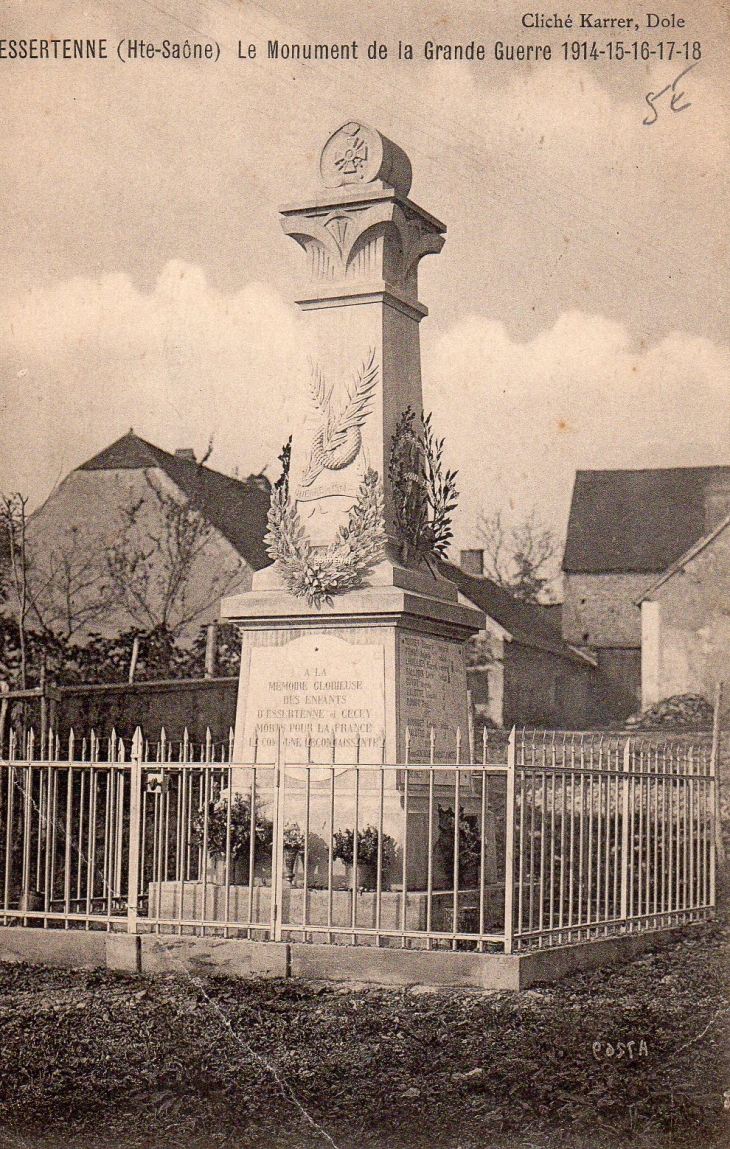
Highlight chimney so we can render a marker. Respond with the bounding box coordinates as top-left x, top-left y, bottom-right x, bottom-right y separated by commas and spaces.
175, 448, 196, 462
704, 472, 730, 533
460, 549, 484, 577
